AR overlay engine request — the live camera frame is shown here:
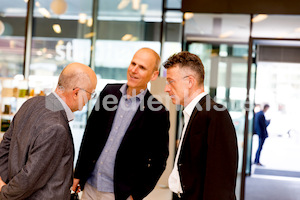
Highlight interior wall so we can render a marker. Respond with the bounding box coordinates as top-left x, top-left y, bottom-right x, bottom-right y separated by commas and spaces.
150, 77, 177, 187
